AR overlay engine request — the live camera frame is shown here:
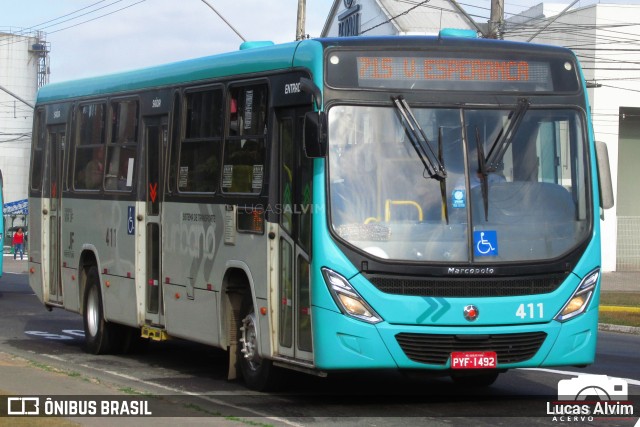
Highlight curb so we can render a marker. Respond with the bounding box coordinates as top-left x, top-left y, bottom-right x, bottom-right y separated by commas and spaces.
598, 323, 640, 335
600, 305, 640, 313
